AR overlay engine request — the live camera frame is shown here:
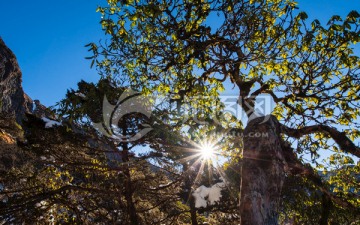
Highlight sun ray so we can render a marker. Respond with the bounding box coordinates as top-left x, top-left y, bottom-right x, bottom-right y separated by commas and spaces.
193, 158, 206, 185
169, 135, 226, 203
178, 153, 202, 163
